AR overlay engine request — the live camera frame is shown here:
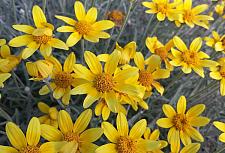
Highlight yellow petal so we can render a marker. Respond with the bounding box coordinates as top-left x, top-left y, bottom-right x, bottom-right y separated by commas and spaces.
189, 116, 210, 127
152, 69, 170, 79
64, 52, 76, 73
219, 133, 225, 143
40, 124, 63, 141
186, 127, 204, 142
80, 128, 103, 142
116, 113, 129, 136
190, 37, 202, 52
134, 52, 145, 70
58, 110, 73, 134
129, 119, 147, 139
6, 122, 27, 150
95, 144, 117, 153
83, 94, 100, 108
101, 122, 119, 143
170, 129, 180, 153
0, 146, 19, 153
157, 12, 166, 21
66, 32, 82, 47
104, 50, 120, 75
210, 71, 222, 80
180, 143, 200, 153
74, 1, 86, 21
85, 7, 97, 23
9, 35, 33, 47
39, 142, 58, 153
184, 0, 192, 10
12, 25, 35, 34
102, 106, 110, 120
162, 104, 176, 118
48, 38, 69, 50
192, 4, 208, 15
53, 87, 65, 99
40, 44, 52, 57
73, 109, 92, 134
32, 5, 47, 28
221, 79, 225, 96
156, 118, 173, 128
57, 26, 75, 33
213, 121, 225, 132
26, 117, 41, 146
192, 66, 205, 78
55, 15, 76, 26
186, 104, 205, 117
180, 130, 191, 146
73, 64, 95, 80
146, 55, 161, 73
84, 51, 102, 75
92, 20, 115, 30
177, 96, 186, 114
173, 36, 188, 52
37, 102, 50, 113
22, 44, 40, 59
105, 91, 120, 113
